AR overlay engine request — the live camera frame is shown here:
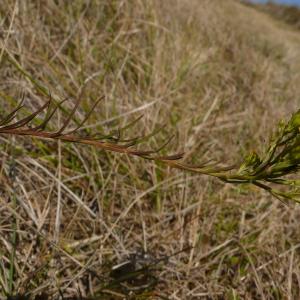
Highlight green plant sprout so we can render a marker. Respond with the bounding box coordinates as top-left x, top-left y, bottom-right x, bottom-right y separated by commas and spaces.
0, 96, 299, 204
